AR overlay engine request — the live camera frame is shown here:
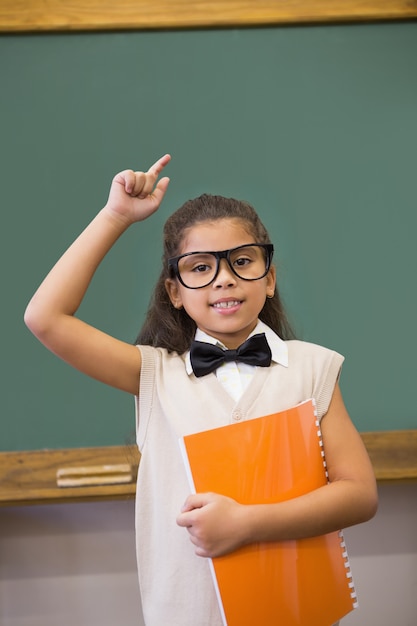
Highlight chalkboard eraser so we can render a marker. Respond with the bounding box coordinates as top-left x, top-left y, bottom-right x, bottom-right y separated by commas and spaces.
56, 464, 133, 488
